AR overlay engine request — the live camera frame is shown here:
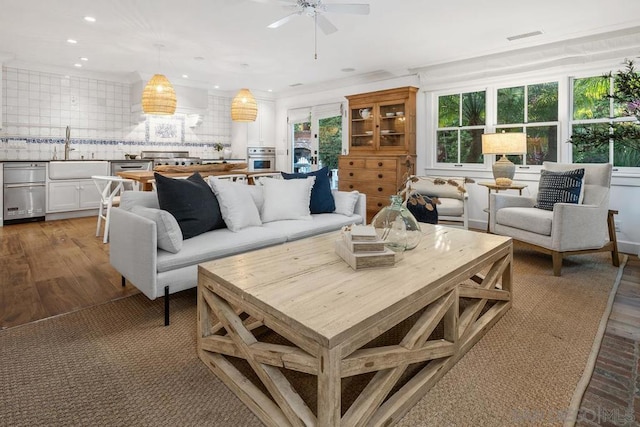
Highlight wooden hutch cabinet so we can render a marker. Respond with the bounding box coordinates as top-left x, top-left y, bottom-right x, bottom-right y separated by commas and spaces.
338, 86, 417, 222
